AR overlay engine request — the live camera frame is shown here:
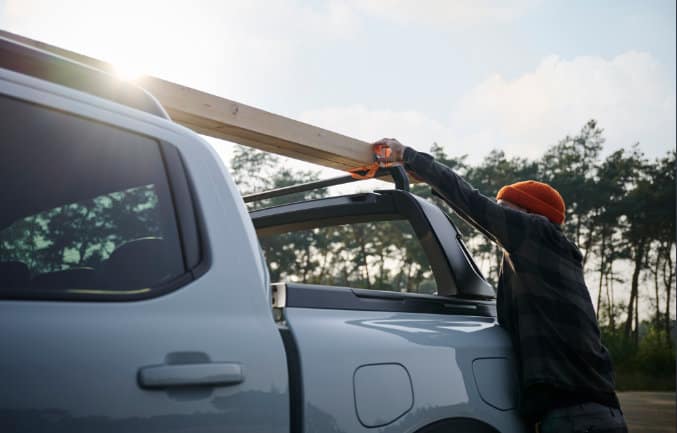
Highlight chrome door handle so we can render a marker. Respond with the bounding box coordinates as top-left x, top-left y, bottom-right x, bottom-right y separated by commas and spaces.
138, 362, 243, 389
